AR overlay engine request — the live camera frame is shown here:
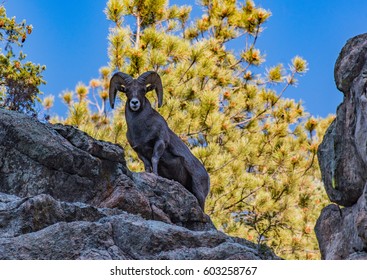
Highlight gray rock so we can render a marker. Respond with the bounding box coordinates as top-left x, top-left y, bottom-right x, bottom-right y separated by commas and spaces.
315, 185, 367, 260
334, 33, 367, 94
316, 33, 367, 259
0, 108, 278, 259
0, 221, 127, 260
0, 192, 123, 238
105, 214, 269, 260
318, 33, 367, 206
0, 109, 127, 203
0, 192, 277, 260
